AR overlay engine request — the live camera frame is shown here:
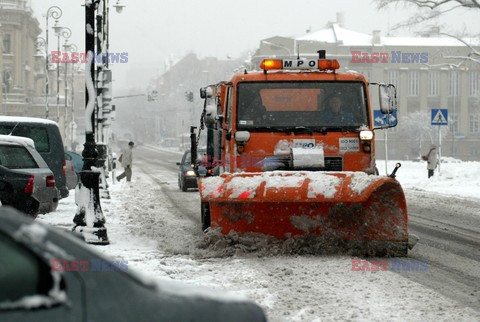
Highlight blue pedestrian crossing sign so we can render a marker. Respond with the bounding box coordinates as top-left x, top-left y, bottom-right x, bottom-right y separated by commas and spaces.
373, 110, 397, 127
431, 109, 448, 125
